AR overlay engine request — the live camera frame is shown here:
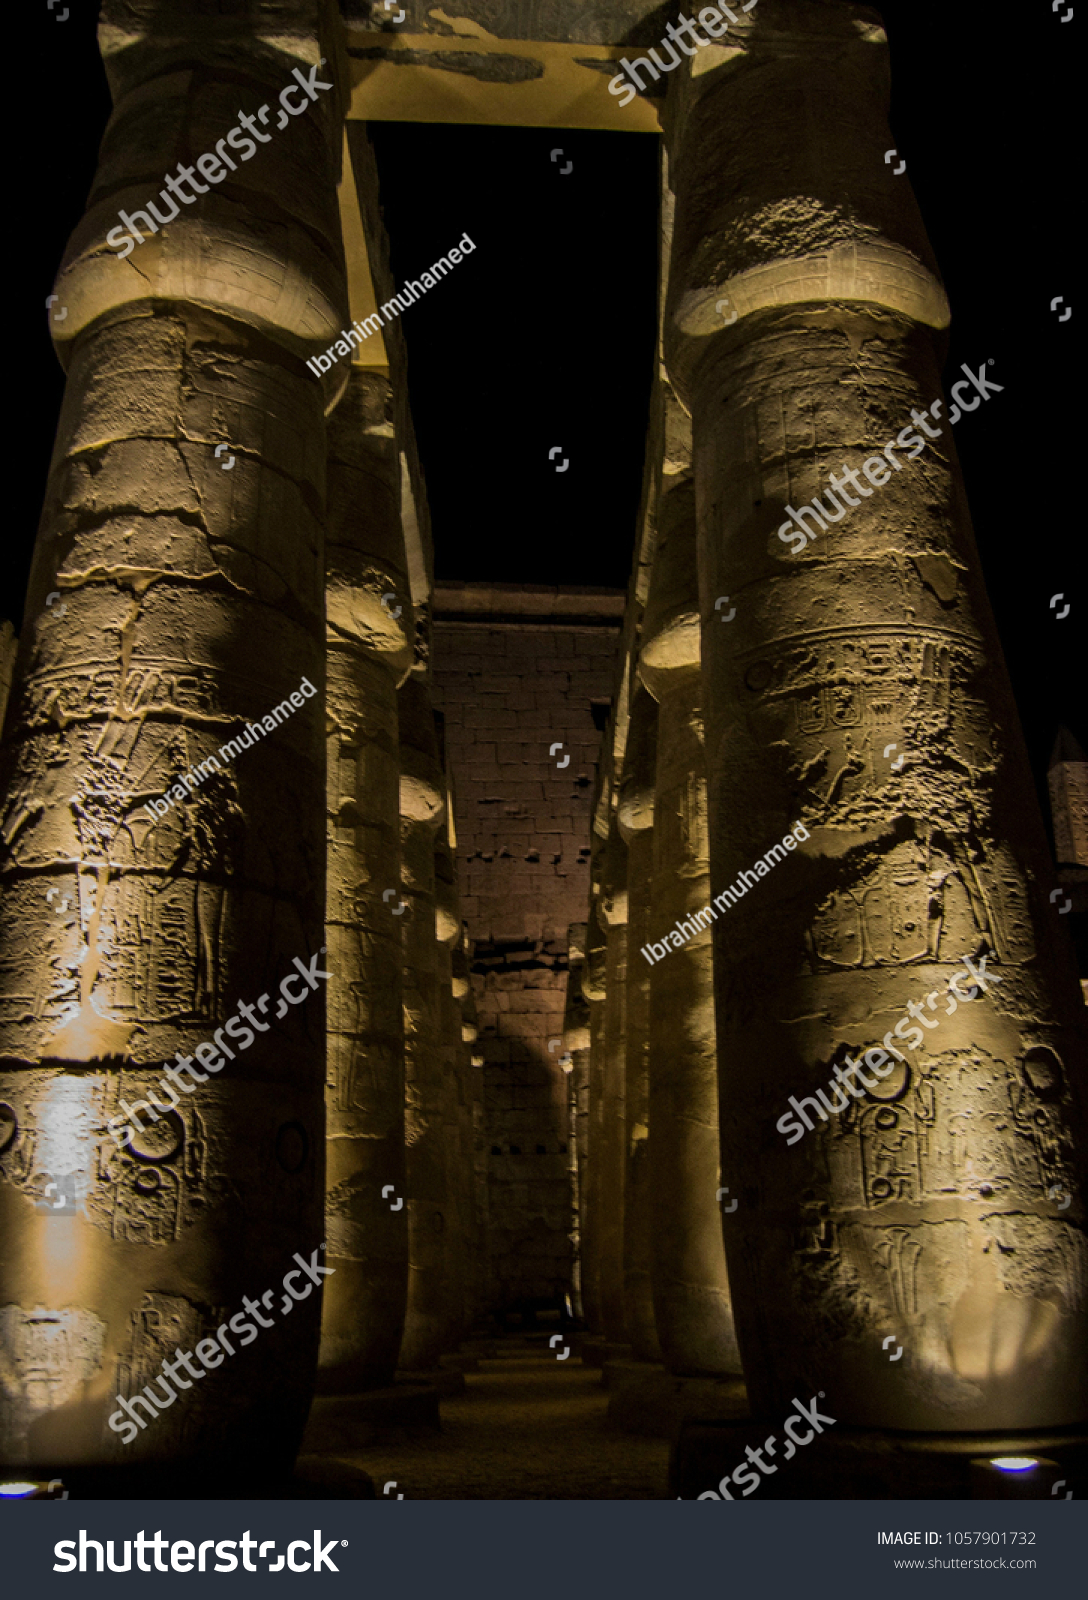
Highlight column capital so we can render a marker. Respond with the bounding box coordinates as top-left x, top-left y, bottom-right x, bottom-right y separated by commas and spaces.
661, 1, 948, 402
